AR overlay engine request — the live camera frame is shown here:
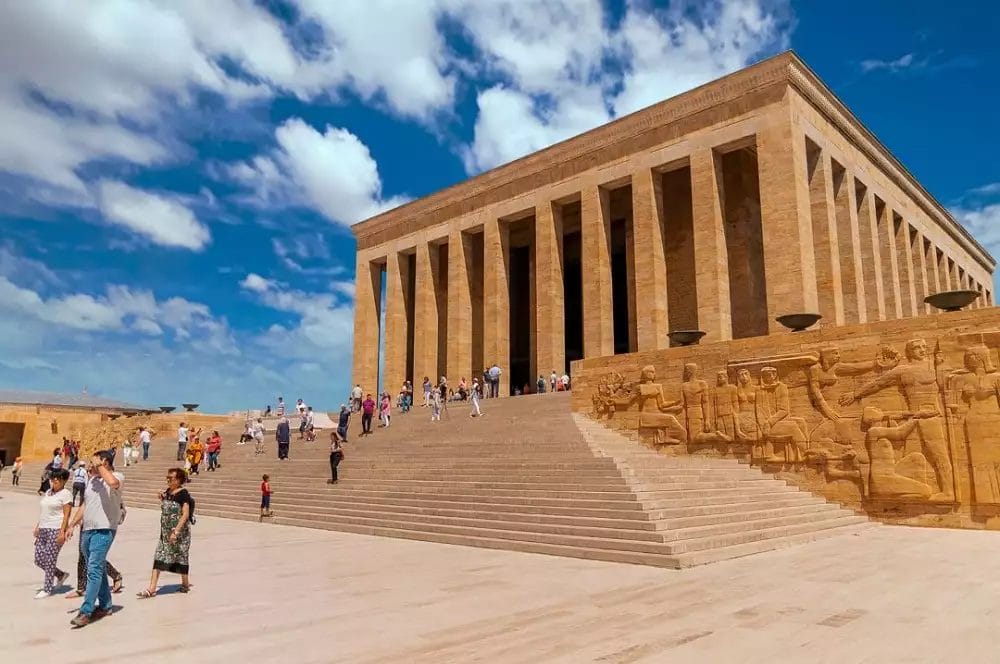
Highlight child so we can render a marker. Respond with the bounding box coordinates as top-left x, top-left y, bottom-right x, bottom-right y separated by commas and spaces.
431, 388, 442, 422
259, 474, 273, 521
